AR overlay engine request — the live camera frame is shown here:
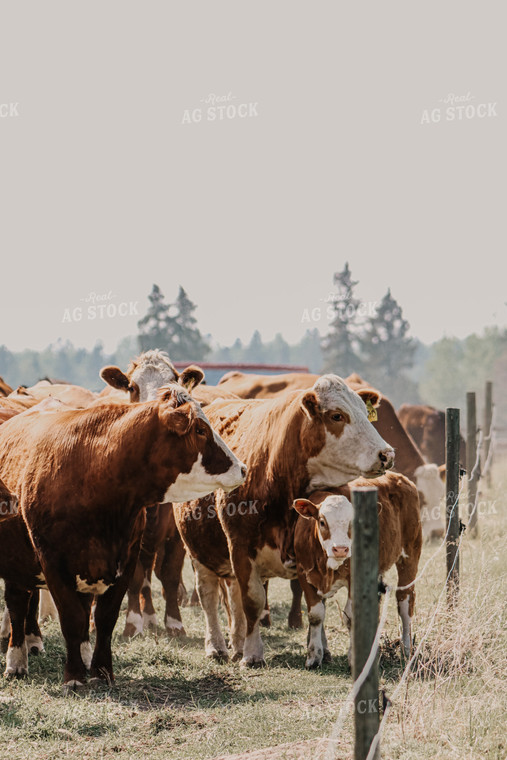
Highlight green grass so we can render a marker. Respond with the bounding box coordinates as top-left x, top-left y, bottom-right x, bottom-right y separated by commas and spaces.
0, 459, 506, 760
